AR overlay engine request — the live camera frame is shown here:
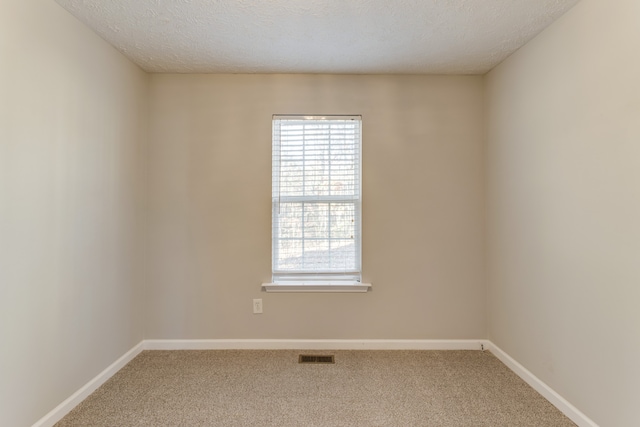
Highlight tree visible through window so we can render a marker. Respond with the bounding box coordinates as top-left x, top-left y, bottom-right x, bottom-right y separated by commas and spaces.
272, 115, 362, 283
